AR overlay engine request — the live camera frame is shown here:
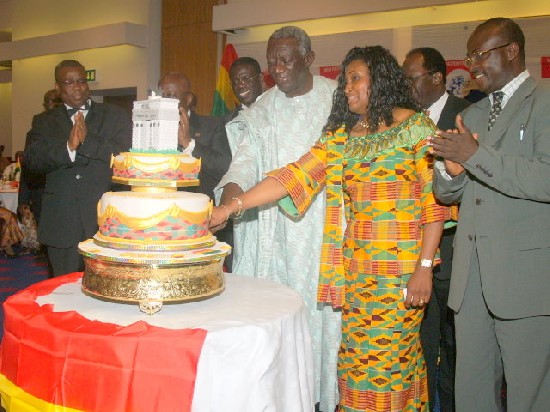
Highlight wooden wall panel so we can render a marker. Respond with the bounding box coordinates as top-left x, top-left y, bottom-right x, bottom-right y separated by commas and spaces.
163, 0, 215, 28
161, 0, 222, 115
